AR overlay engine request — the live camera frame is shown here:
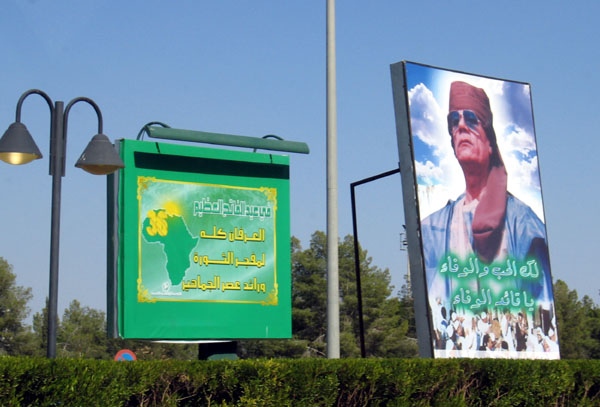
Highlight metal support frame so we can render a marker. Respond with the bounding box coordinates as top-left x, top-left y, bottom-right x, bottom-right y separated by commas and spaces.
145, 126, 309, 154
350, 168, 400, 358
